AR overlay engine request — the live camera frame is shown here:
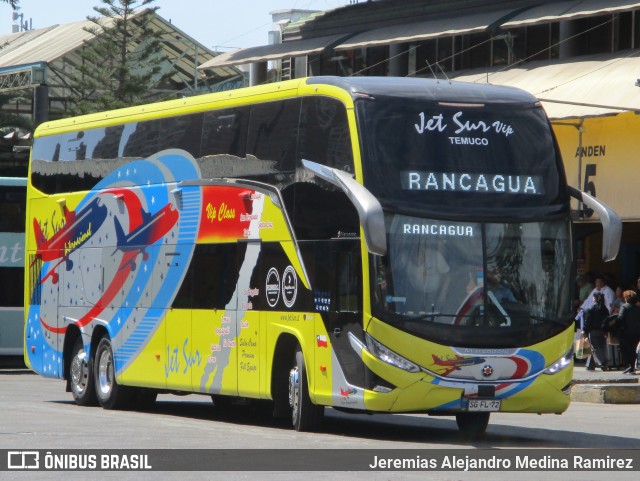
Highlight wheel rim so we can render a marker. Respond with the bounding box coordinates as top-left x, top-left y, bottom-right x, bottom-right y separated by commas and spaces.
289, 366, 300, 421
70, 348, 89, 396
97, 346, 114, 397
